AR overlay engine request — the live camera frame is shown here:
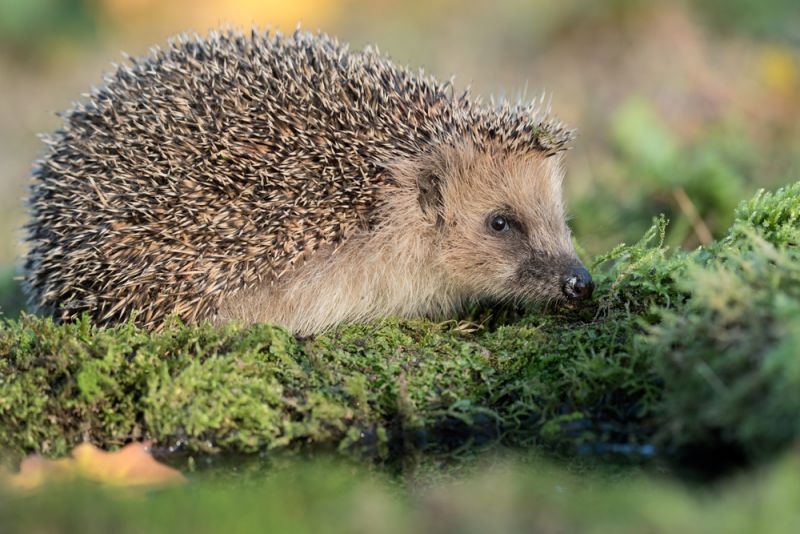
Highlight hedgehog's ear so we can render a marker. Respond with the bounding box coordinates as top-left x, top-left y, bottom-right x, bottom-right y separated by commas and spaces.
417, 170, 444, 227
